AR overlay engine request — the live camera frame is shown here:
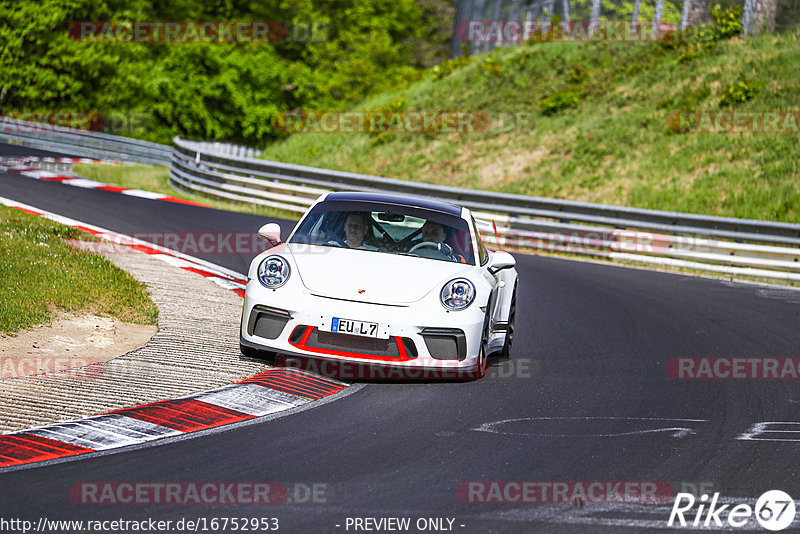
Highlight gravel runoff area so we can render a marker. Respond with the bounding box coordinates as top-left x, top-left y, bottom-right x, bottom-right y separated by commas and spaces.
0, 245, 269, 434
